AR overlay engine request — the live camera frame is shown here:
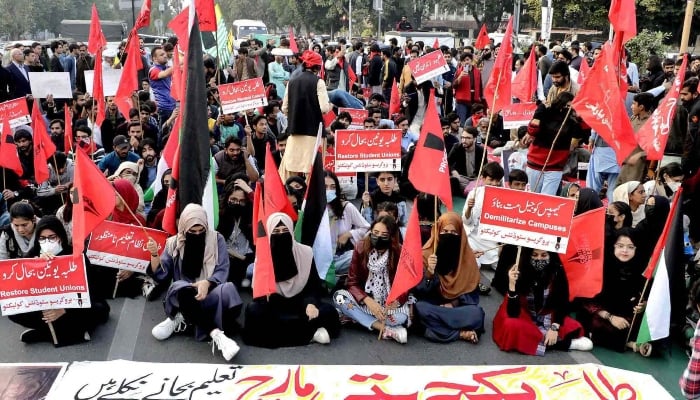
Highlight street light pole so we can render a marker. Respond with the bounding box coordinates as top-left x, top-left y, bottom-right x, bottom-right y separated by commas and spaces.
349, 0, 353, 41
131, 0, 136, 28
